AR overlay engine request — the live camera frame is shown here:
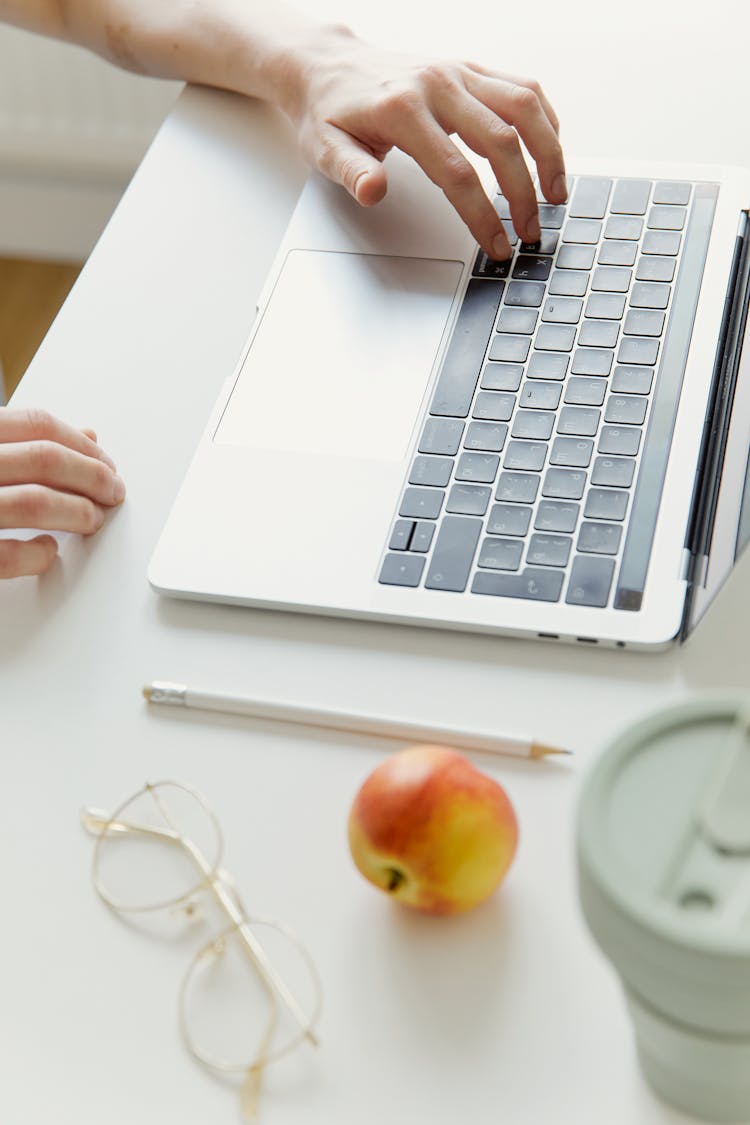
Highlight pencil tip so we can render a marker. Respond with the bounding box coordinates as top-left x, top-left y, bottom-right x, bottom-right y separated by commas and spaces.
142, 684, 152, 701
531, 741, 573, 759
